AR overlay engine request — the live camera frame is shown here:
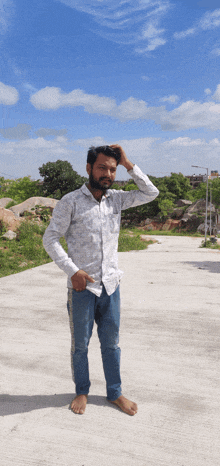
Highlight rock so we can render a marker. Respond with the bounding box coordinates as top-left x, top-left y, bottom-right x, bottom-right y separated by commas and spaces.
182, 199, 215, 223
0, 207, 21, 231
176, 199, 192, 207
161, 219, 181, 231
0, 198, 14, 208
144, 218, 152, 225
171, 208, 185, 219
2, 230, 17, 240
9, 197, 58, 217
19, 262, 28, 268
